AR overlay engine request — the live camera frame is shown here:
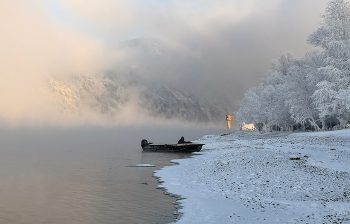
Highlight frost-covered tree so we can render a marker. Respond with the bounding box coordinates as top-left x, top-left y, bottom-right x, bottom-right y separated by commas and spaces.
237, 53, 295, 131
283, 51, 329, 131
237, 0, 350, 131
236, 87, 263, 130
270, 52, 295, 76
308, 0, 350, 129
261, 67, 293, 131
308, 0, 350, 47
